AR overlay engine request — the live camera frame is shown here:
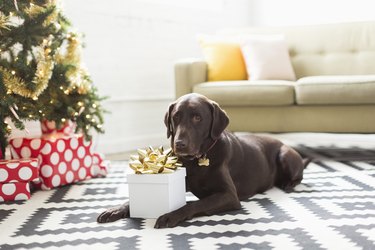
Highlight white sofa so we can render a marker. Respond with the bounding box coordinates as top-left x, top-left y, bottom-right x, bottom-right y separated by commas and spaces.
174, 21, 375, 133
